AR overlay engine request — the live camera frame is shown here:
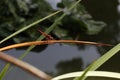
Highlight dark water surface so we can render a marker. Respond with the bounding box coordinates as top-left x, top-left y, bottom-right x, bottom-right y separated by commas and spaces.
0, 0, 120, 80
